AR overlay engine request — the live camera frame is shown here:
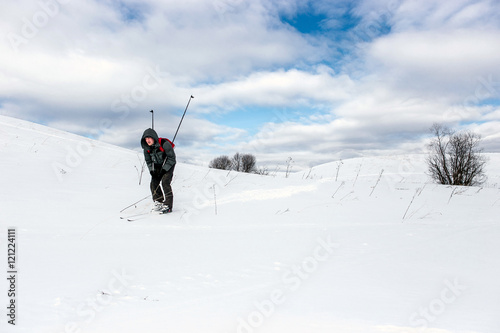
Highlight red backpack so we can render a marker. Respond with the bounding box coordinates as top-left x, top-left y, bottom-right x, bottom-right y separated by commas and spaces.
158, 137, 175, 152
